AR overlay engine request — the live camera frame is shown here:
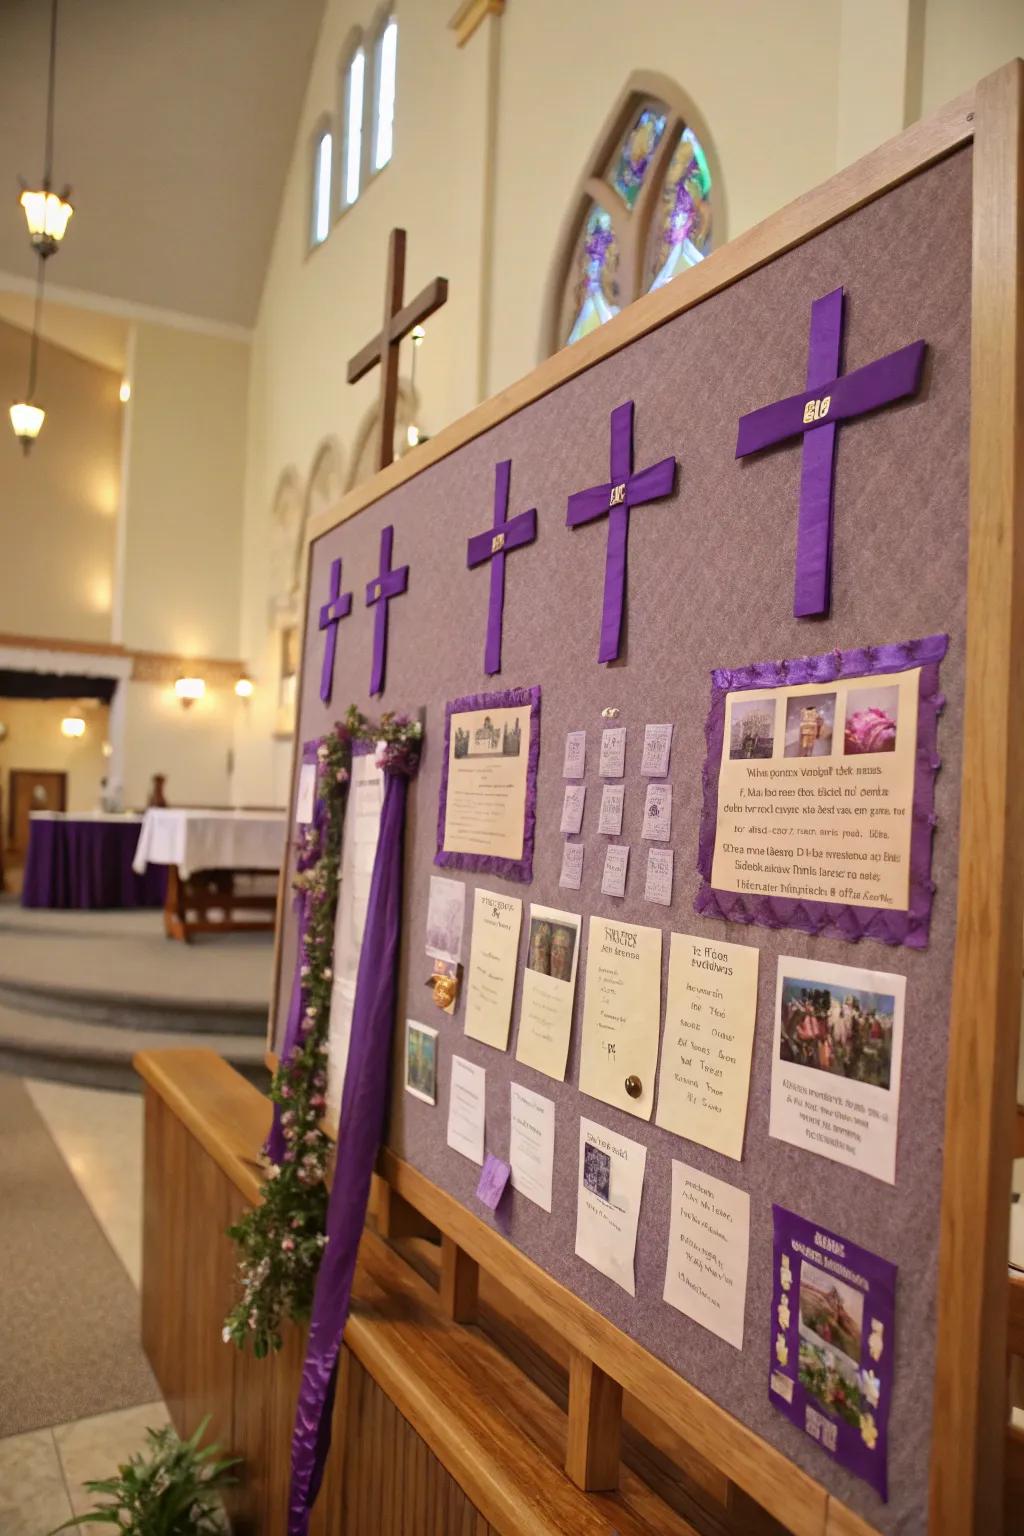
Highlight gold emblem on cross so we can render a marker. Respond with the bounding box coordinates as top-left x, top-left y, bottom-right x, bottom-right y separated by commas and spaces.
373, 583, 382, 601
491, 531, 505, 553
609, 482, 627, 507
